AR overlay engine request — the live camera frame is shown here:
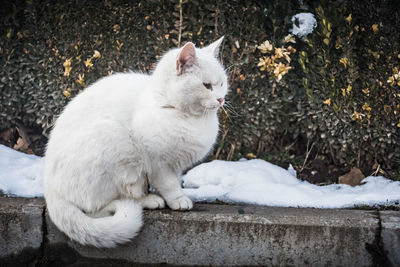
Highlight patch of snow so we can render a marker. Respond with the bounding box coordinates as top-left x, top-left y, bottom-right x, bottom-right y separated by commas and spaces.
287, 164, 297, 177
182, 159, 400, 209
1, 145, 399, 209
0, 145, 43, 197
290, 12, 317, 39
